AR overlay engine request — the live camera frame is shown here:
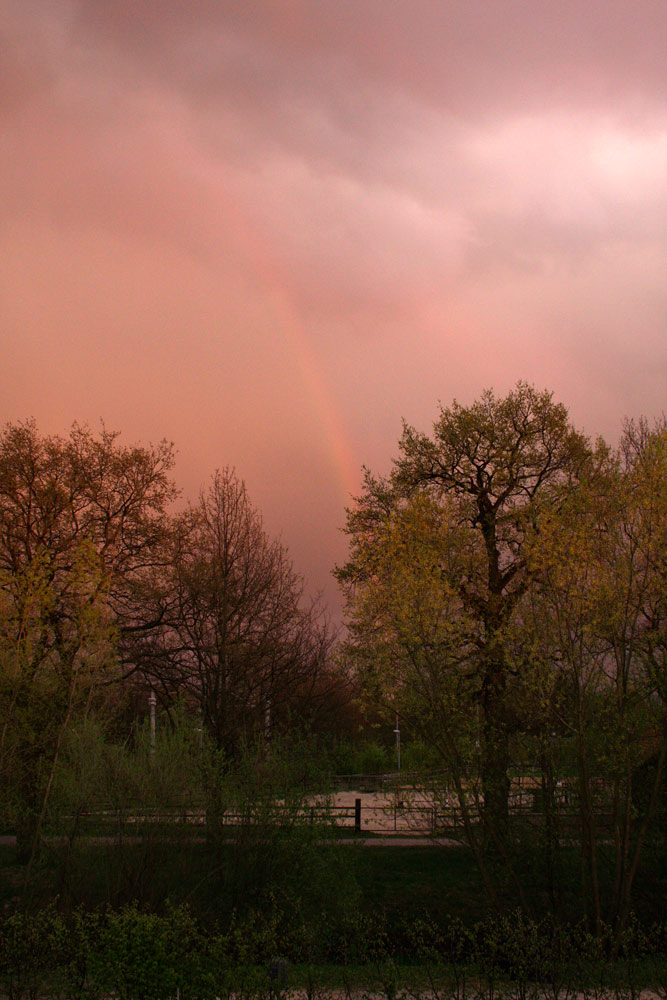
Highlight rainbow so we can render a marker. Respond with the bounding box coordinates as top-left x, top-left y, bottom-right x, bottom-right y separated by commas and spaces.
219, 190, 360, 511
